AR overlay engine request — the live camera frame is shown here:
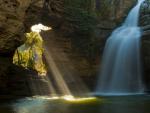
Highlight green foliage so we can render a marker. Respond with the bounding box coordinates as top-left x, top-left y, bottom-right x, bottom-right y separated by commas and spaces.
13, 32, 46, 76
